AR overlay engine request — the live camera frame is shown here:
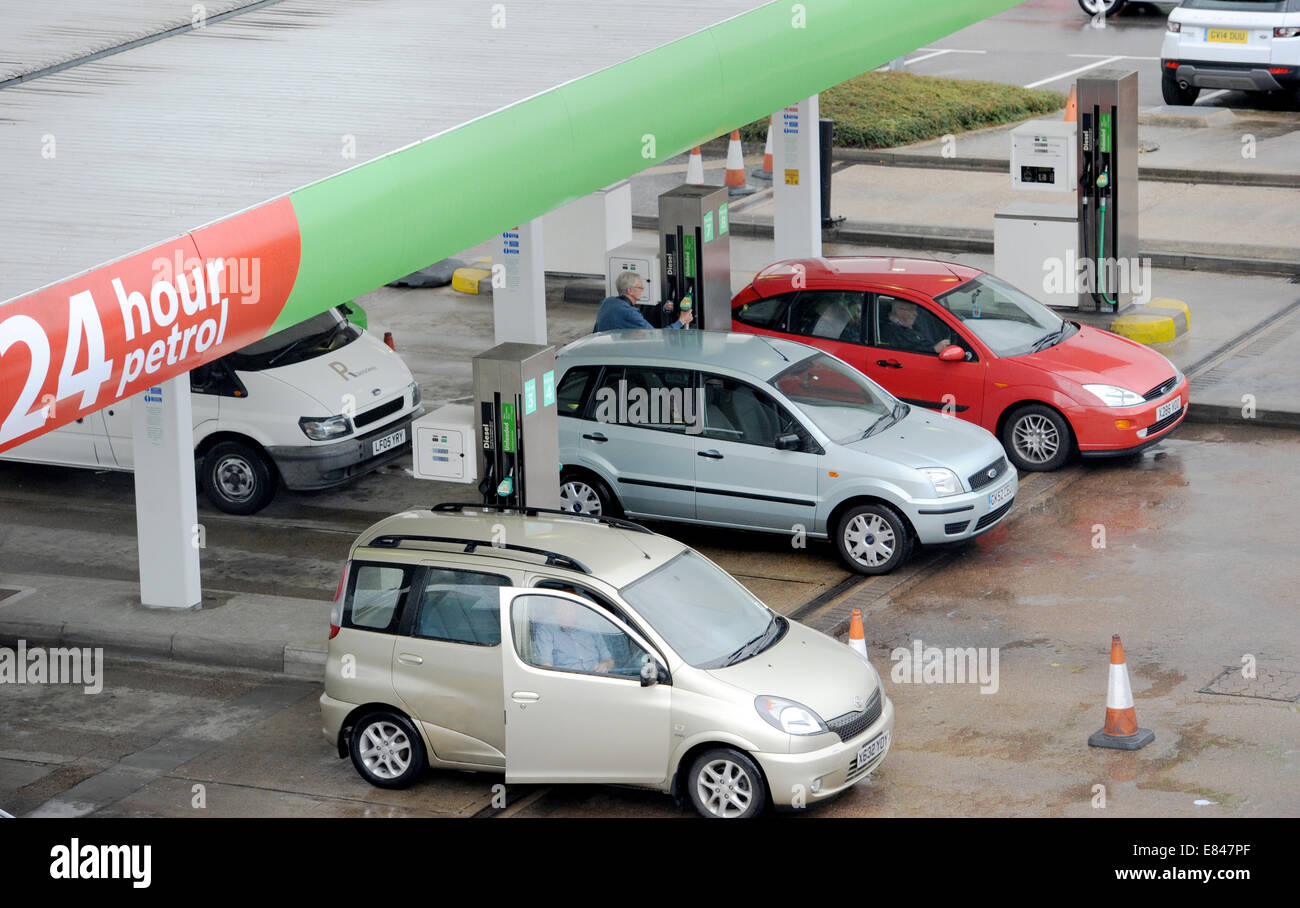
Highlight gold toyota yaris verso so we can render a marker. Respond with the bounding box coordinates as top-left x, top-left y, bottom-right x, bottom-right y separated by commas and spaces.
320, 505, 894, 818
